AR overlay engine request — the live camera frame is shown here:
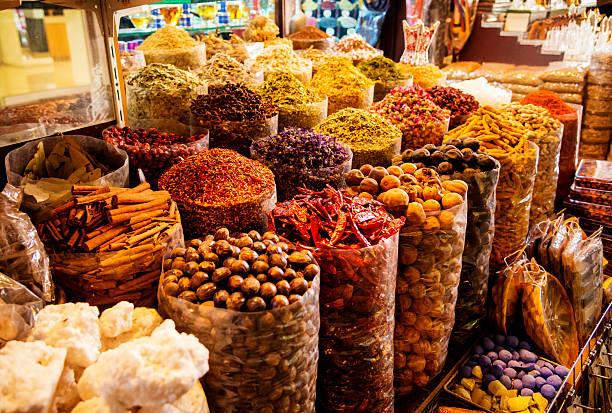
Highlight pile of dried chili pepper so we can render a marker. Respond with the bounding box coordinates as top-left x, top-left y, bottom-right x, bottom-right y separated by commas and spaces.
268, 186, 404, 249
